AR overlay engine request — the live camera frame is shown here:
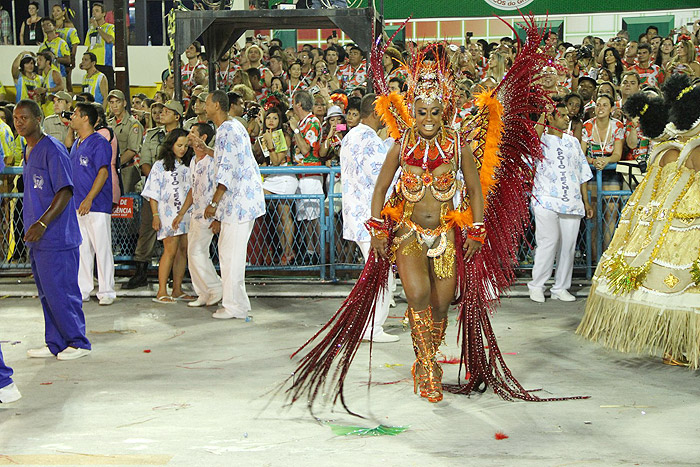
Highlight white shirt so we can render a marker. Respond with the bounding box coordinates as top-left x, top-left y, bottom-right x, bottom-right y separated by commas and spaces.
340, 123, 387, 242
188, 154, 217, 223
141, 159, 191, 240
213, 119, 265, 223
532, 132, 593, 216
